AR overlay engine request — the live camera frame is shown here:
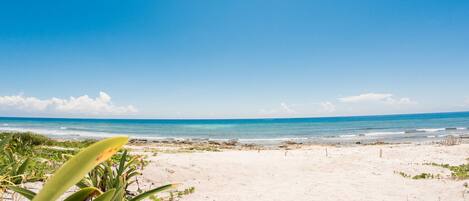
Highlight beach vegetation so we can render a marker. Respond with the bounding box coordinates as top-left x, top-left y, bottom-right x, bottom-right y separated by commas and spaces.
76, 149, 148, 197
394, 171, 411, 178
426, 162, 469, 180
394, 170, 441, 180
0, 131, 97, 195
411, 173, 441, 180
0, 132, 181, 200
396, 161, 469, 180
